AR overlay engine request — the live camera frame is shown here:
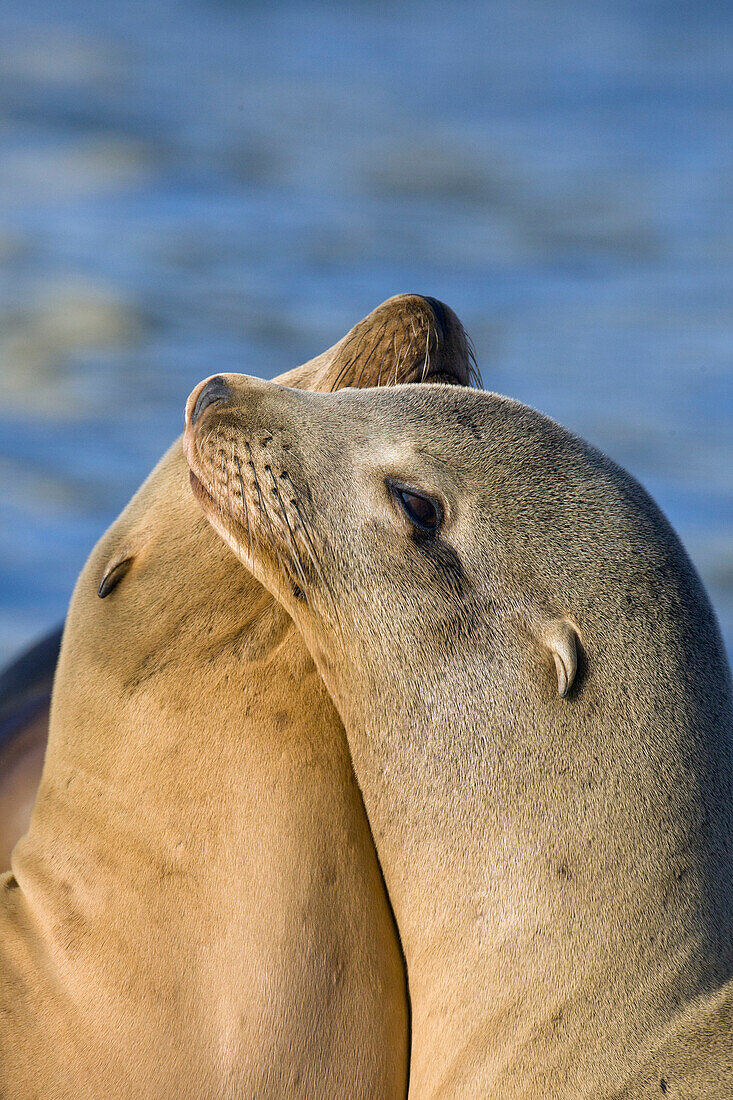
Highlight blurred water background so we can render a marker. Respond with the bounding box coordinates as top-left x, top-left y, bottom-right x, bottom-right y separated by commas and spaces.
0, 0, 732, 664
